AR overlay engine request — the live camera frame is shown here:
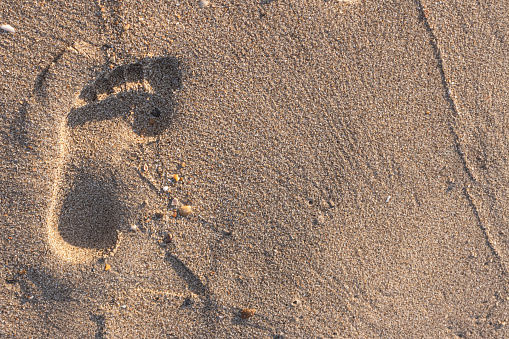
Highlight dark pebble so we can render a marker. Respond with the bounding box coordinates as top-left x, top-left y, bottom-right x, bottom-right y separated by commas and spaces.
151, 107, 161, 117
183, 297, 194, 306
